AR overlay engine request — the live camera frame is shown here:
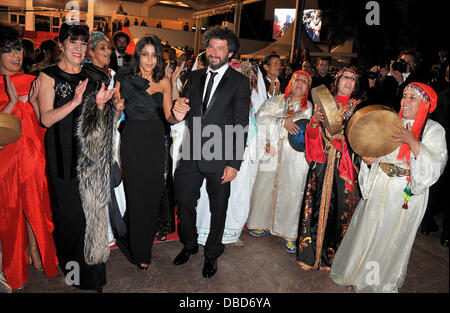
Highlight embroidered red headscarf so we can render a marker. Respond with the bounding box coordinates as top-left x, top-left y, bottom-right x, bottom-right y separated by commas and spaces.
284, 70, 311, 111
397, 82, 437, 165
